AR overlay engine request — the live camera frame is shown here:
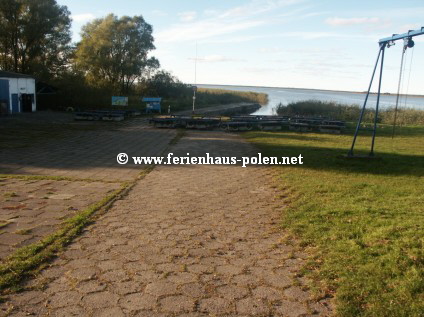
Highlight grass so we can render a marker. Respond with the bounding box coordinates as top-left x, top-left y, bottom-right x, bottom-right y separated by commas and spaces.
3, 192, 18, 198
44, 86, 268, 113
163, 88, 268, 112
276, 100, 424, 125
0, 185, 125, 292
197, 88, 268, 105
244, 124, 424, 316
15, 228, 33, 235
0, 221, 10, 229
